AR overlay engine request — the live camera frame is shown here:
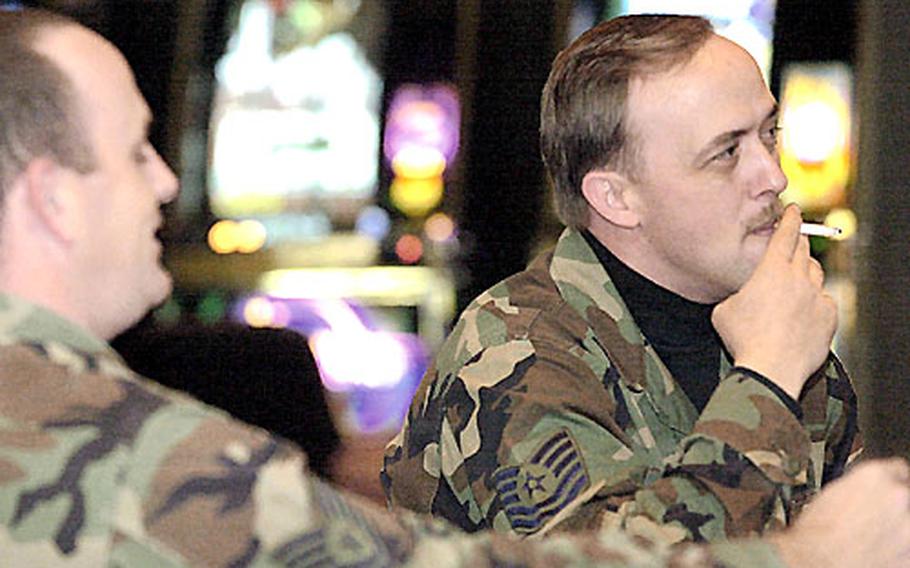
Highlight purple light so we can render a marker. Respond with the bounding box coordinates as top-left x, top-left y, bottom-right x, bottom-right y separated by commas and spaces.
383, 83, 460, 168
231, 295, 428, 433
